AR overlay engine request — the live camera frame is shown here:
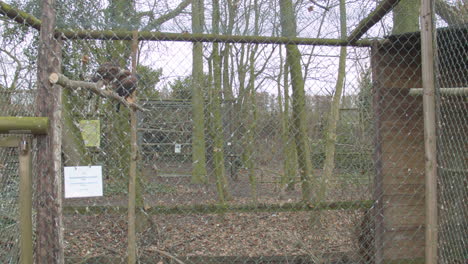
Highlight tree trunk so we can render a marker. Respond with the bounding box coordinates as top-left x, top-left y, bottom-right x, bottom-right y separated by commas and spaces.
320, 0, 347, 201
211, 0, 230, 202
277, 48, 288, 187
279, 0, 313, 202
281, 51, 298, 190
191, 0, 208, 183
221, 0, 237, 100
245, 44, 259, 202
35, 0, 64, 262
62, 88, 91, 166
392, 0, 420, 34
